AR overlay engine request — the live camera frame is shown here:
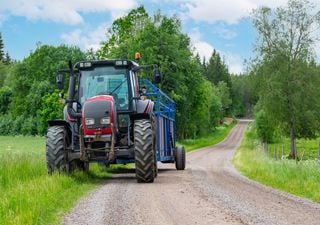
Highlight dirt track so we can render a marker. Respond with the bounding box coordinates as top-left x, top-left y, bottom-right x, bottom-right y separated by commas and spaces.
63, 120, 320, 225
